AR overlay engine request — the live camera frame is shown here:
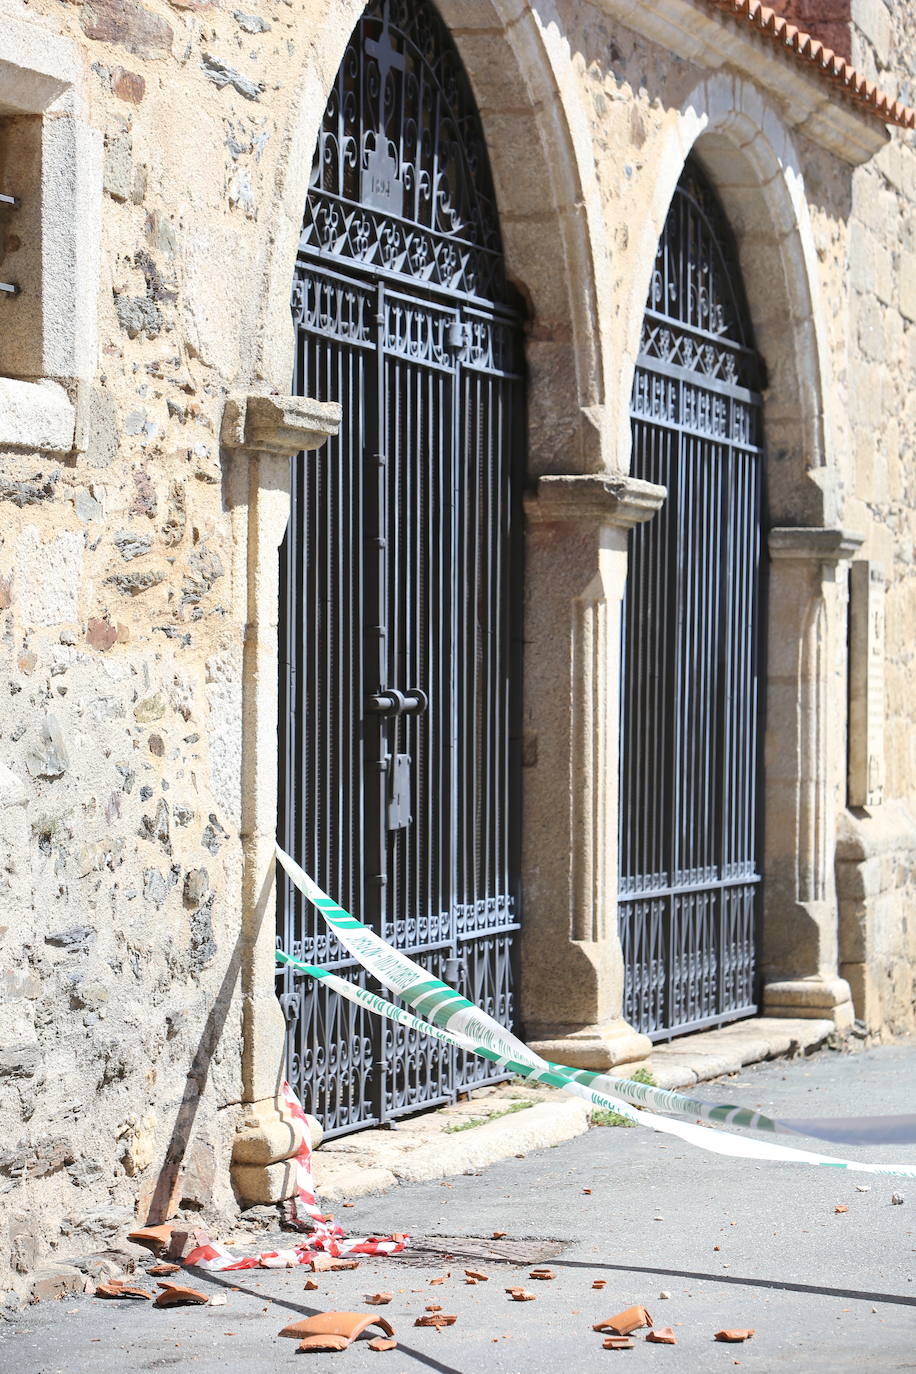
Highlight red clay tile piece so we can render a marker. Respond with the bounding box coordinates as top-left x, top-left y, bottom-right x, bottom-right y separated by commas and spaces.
153, 1282, 209, 1307
592, 1280, 607, 1290
603, 1336, 635, 1350
835, 1204, 849, 1213
425, 1305, 443, 1313
465, 1278, 478, 1286
714, 1329, 755, 1343
366, 1293, 392, 1305
529, 1269, 556, 1281
414, 1314, 457, 1328
429, 1274, 449, 1285
491, 1231, 507, 1240
368, 1337, 398, 1352
303, 1279, 319, 1291
464, 1270, 489, 1281
507, 1289, 536, 1302
126, 1225, 175, 1256
646, 1328, 677, 1344
94, 1282, 152, 1300
279, 1313, 395, 1341
297, 1334, 351, 1352
594, 1306, 653, 1336
148, 1264, 181, 1276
